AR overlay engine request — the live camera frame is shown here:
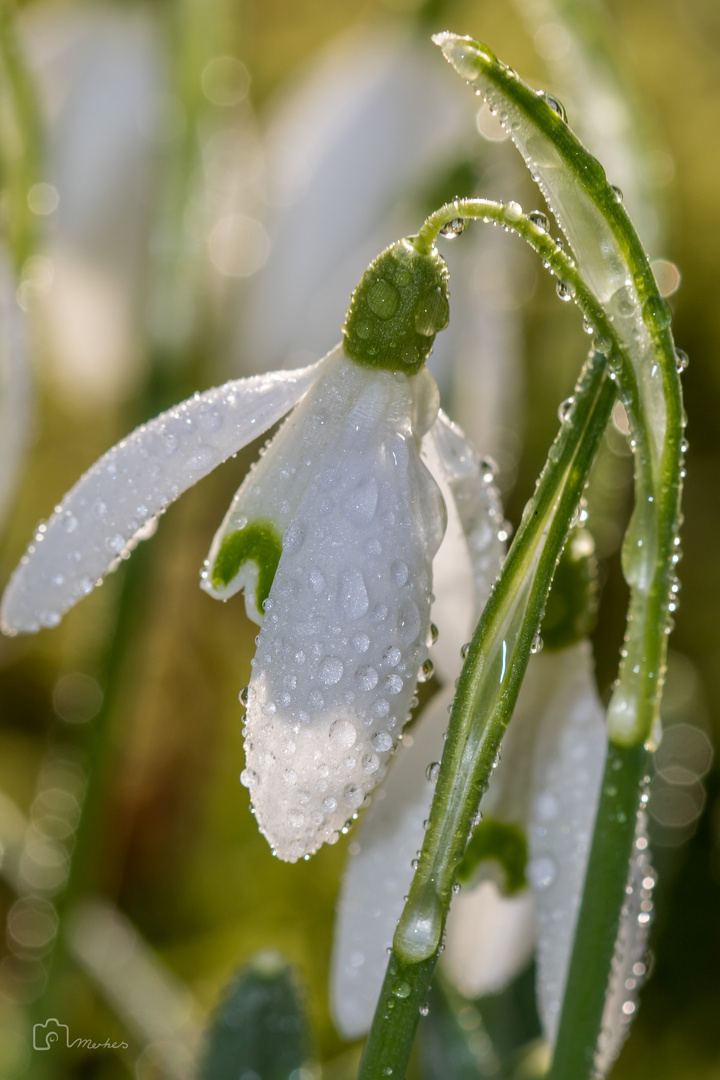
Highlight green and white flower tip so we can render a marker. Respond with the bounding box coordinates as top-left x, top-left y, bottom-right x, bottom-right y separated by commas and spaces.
0, 235, 500, 862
